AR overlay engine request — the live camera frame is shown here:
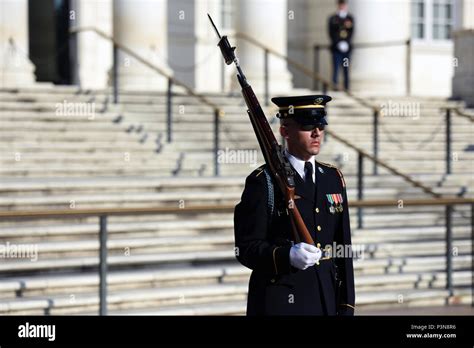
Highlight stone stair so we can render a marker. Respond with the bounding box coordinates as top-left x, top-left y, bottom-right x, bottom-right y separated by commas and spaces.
1, 86, 473, 178
0, 85, 472, 315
